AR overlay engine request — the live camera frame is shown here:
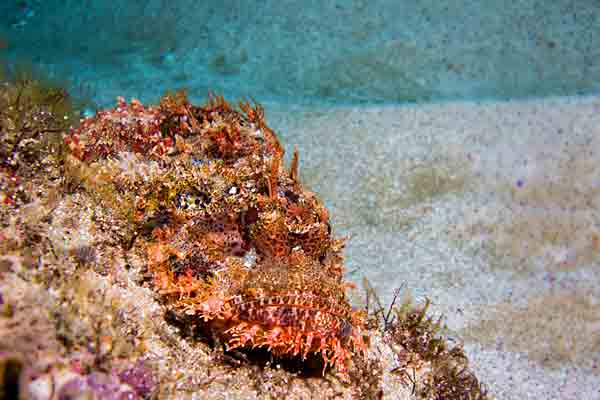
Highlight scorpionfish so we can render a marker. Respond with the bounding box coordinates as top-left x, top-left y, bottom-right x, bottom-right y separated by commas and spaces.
65, 92, 367, 378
